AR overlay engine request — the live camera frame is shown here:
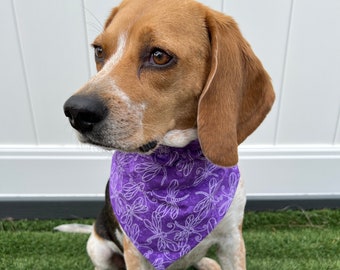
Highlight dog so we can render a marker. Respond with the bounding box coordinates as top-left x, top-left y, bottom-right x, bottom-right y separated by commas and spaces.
62, 0, 275, 269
